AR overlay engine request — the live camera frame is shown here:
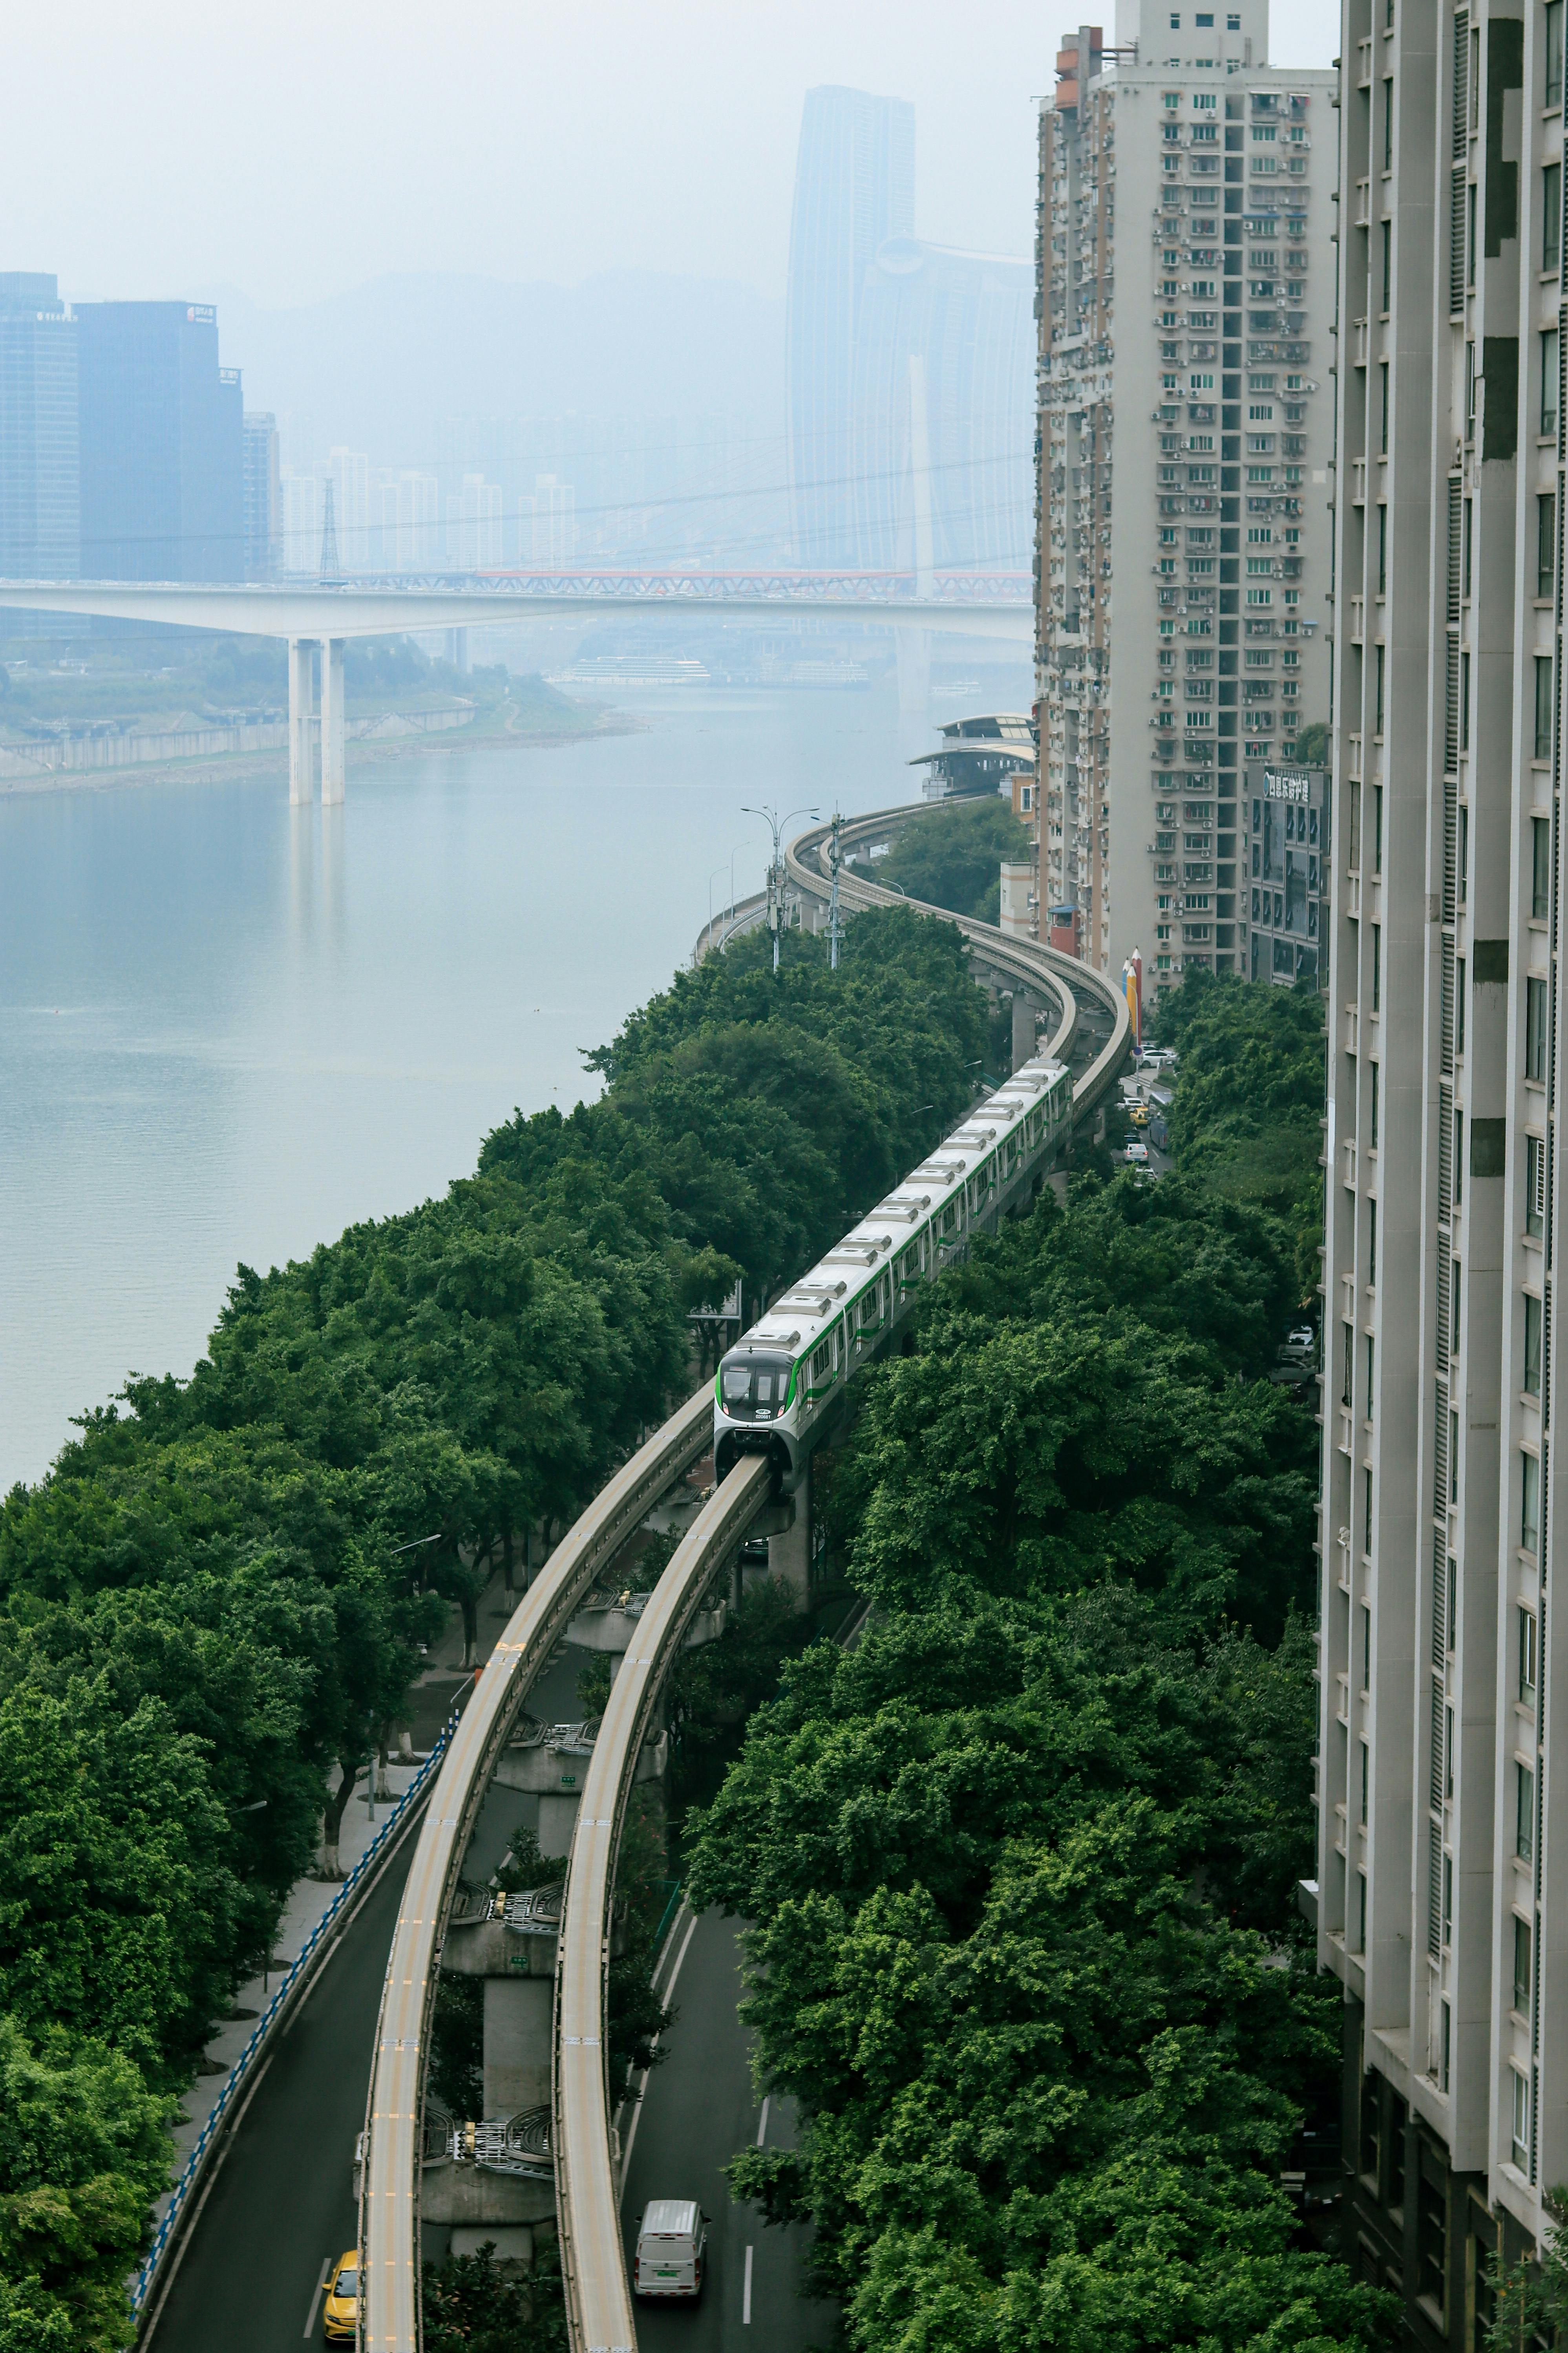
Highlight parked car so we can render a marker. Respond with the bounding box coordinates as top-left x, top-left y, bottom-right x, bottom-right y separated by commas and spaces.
633, 2200, 709, 2300
1287, 1325, 1315, 1352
